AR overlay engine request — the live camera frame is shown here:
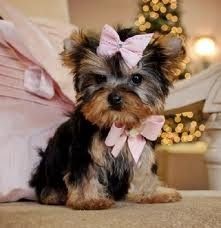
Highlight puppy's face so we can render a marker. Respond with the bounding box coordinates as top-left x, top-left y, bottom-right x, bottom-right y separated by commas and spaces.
61, 28, 185, 129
